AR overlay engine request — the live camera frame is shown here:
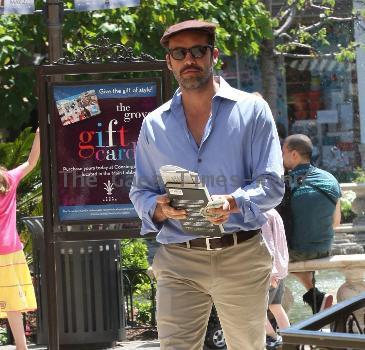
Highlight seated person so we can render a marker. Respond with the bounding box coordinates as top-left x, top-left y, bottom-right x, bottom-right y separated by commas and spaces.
281, 134, 341, 313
